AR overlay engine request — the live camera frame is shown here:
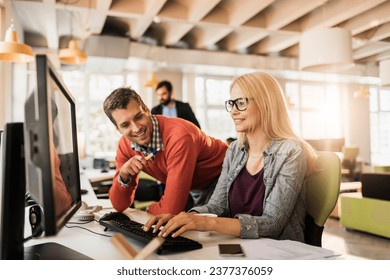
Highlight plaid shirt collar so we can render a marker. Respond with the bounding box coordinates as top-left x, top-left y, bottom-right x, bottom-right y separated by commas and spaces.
131, 115, 164, 159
